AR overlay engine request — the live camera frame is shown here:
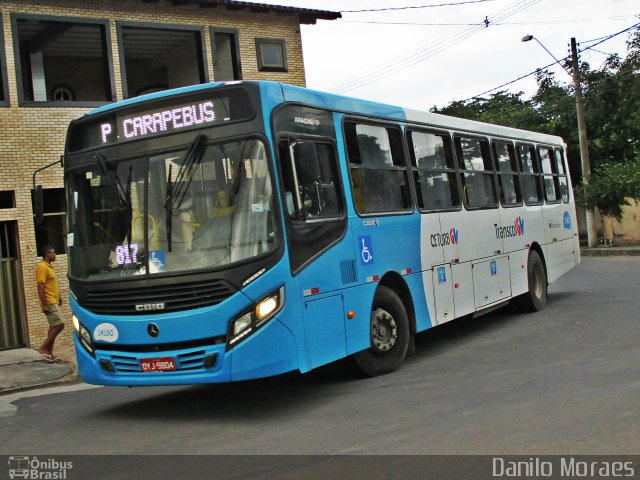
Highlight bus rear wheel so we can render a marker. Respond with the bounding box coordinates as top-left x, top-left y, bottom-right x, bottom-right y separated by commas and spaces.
352, 286, 409, 376
515, 250, 547, 312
